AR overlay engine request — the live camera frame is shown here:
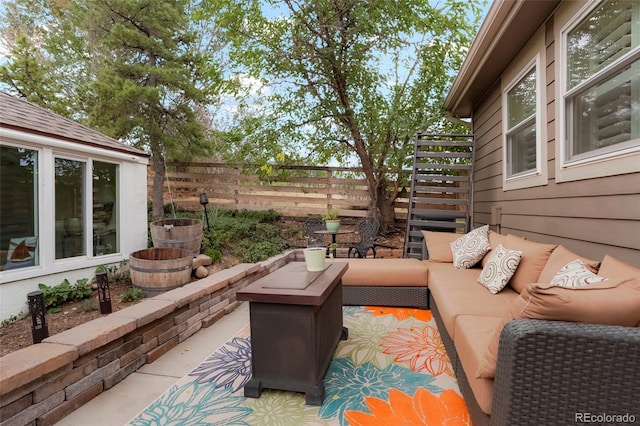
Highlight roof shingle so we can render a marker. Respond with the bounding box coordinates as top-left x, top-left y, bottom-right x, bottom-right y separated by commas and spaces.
0, 92, 148, 157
